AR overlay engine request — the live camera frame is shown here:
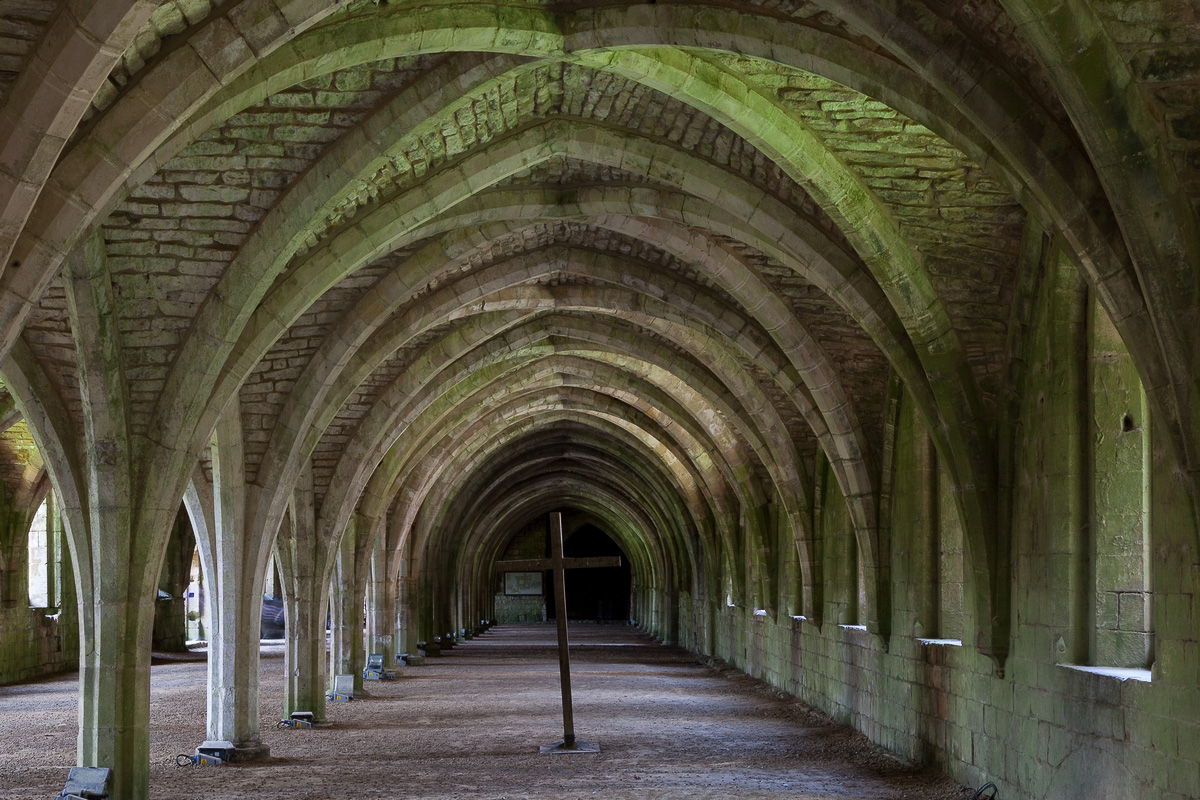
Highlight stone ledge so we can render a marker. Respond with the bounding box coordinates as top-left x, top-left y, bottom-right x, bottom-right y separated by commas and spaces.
1058, 664, 1152, 682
